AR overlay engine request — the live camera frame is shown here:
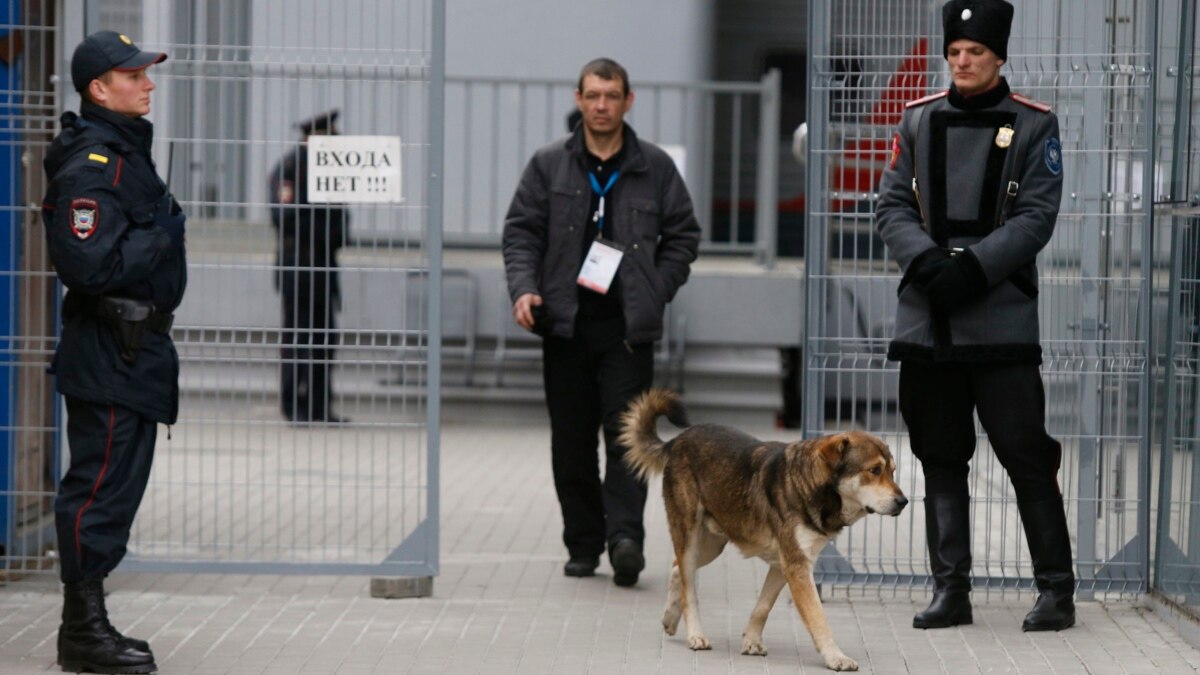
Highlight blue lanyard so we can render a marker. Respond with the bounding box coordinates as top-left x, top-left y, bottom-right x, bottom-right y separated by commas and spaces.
588, 170, 619, 235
